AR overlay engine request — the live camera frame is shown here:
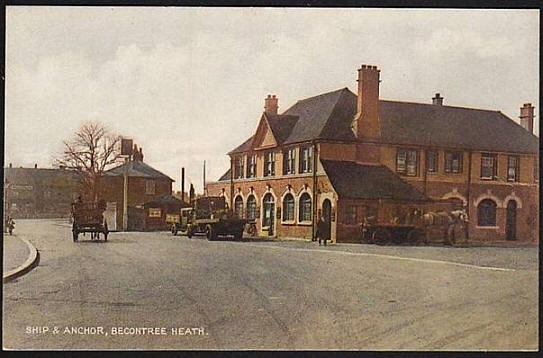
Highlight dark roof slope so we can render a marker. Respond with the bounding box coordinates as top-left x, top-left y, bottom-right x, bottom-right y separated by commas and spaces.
218, 168, 231, 181
228, 87, 538, 155
103, 161, 174, 181
282, 88, 355, 144
379, 100, 539, 153
266, 114, 300, 144
228, 136, 254, 155
143, 195, 190, 207
321, 160, 429, 201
